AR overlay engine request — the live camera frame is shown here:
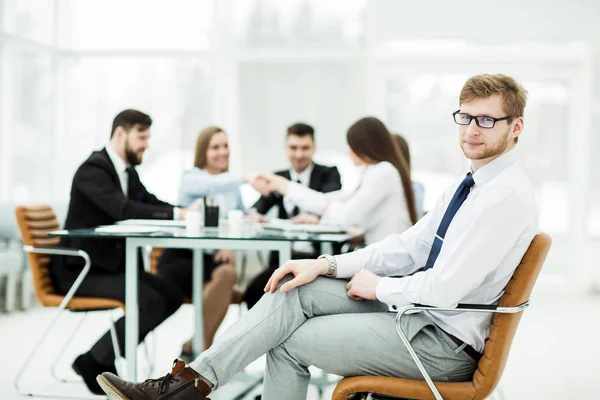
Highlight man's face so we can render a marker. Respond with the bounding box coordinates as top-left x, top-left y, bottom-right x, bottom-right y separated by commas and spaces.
124, 125, 150, 166
285, 134, 315, 173
457, 94, 522, 168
